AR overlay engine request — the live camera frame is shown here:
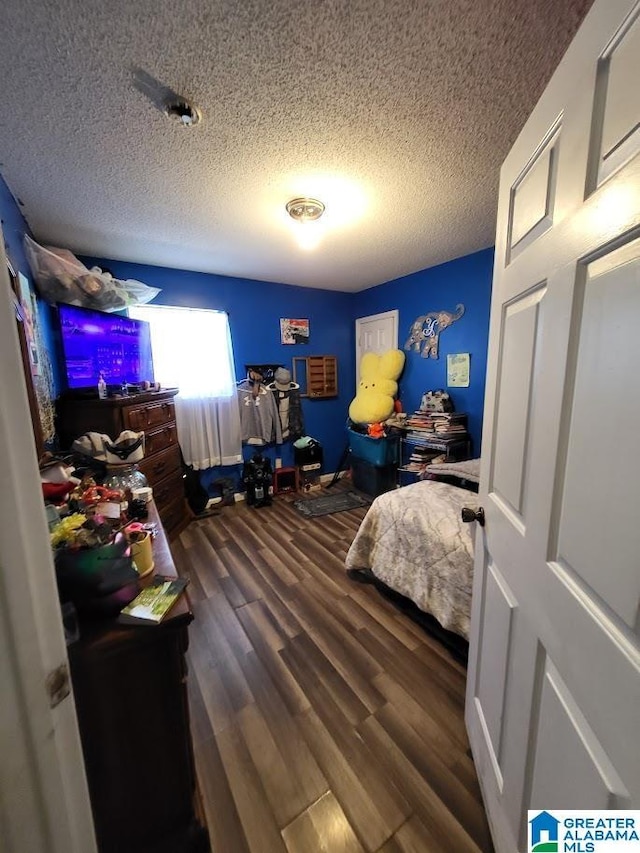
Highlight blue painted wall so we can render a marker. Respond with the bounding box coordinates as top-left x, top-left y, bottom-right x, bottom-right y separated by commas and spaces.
1, 173, 60, 394
4, 162, 493, 476
1, 175, 31, 272
352, 248, 494, 455
81, 255, 356, 483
